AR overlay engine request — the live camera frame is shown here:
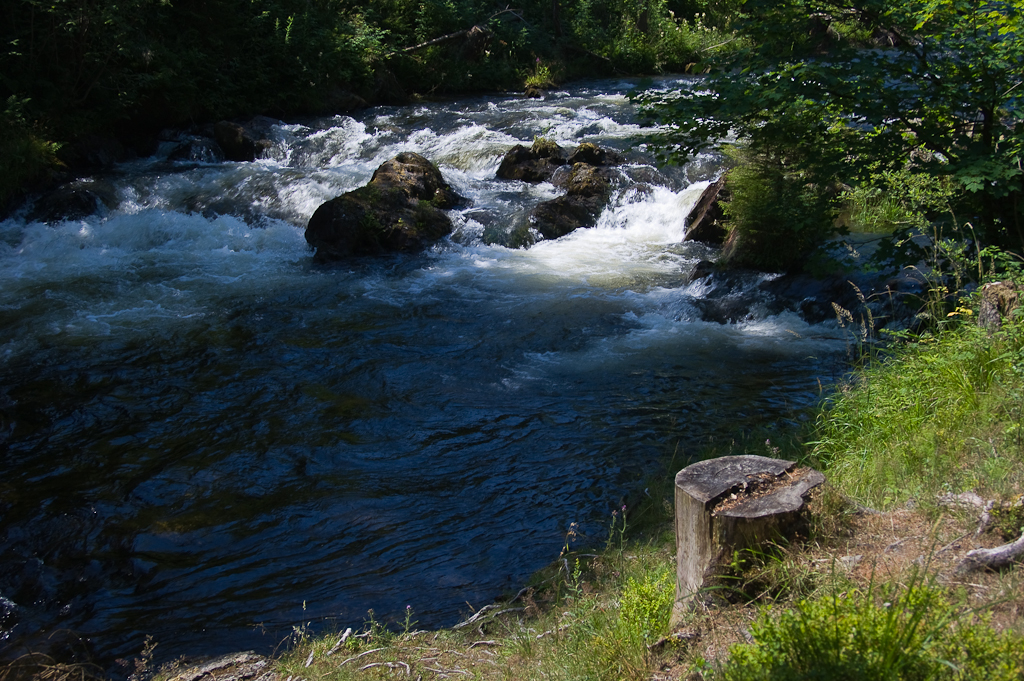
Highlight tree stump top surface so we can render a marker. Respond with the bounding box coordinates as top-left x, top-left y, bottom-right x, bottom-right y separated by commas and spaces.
675, 454, 825, 518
